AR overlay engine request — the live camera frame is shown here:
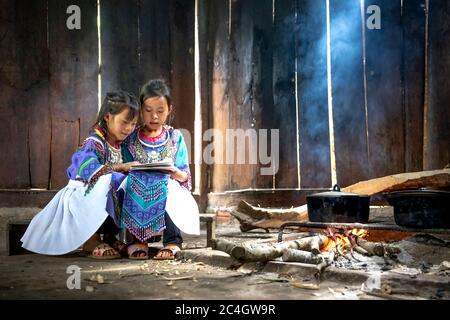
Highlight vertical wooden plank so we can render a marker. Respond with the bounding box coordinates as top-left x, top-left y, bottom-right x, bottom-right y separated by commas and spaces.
424, 0, 450, 169
273, 0, 298, 189
169, 0, 196, 188
228, 0, 273, 190
0, 0, 49, 189
402, 0, 425, 172
209, 0, 230, 192
229, 0, 254, 190
48, 0, 98, 188
330, 0, 369, 187
198, 0, 212, 209
296, 0, 332, 188
365, 0, 404, 178
251, 0, 274, 189
24, 0, 51, 189
101, 0, 139, 95
0, 0, 30, 189
138, 0, 171, 84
